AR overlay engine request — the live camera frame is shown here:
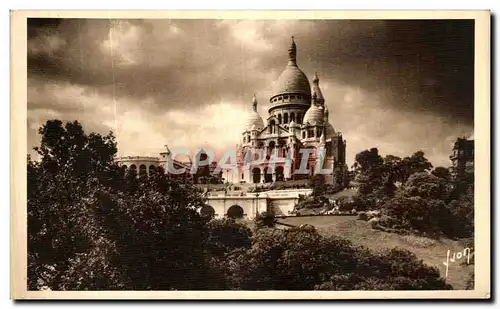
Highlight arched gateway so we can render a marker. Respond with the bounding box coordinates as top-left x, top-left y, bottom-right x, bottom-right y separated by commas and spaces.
227, 205, 245, 219
200, 205, 216, 218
